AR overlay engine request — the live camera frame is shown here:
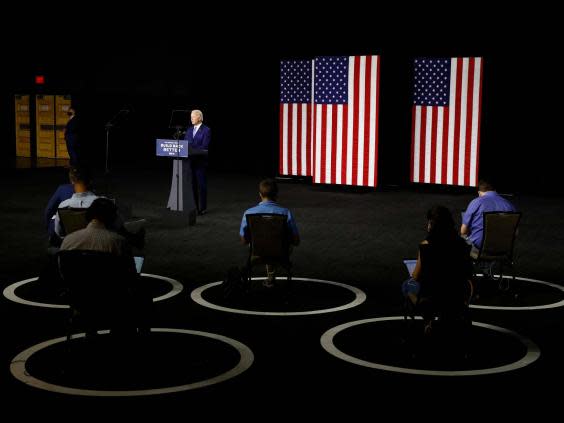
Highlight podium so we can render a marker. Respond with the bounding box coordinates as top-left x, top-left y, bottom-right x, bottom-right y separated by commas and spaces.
156, 139, 197, 225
